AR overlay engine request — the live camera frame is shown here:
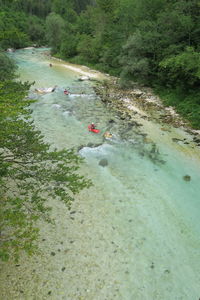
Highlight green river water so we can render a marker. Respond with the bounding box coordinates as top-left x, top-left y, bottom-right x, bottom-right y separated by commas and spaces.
1, 48, 200, 300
